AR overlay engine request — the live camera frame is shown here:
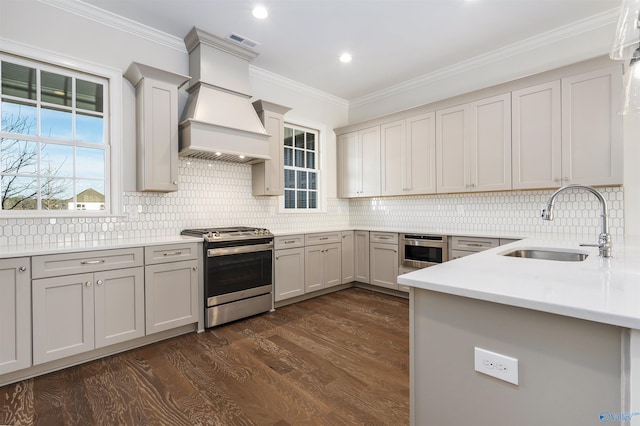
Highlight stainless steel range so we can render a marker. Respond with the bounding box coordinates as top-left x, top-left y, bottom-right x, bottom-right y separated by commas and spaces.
181, 226, 273, 328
